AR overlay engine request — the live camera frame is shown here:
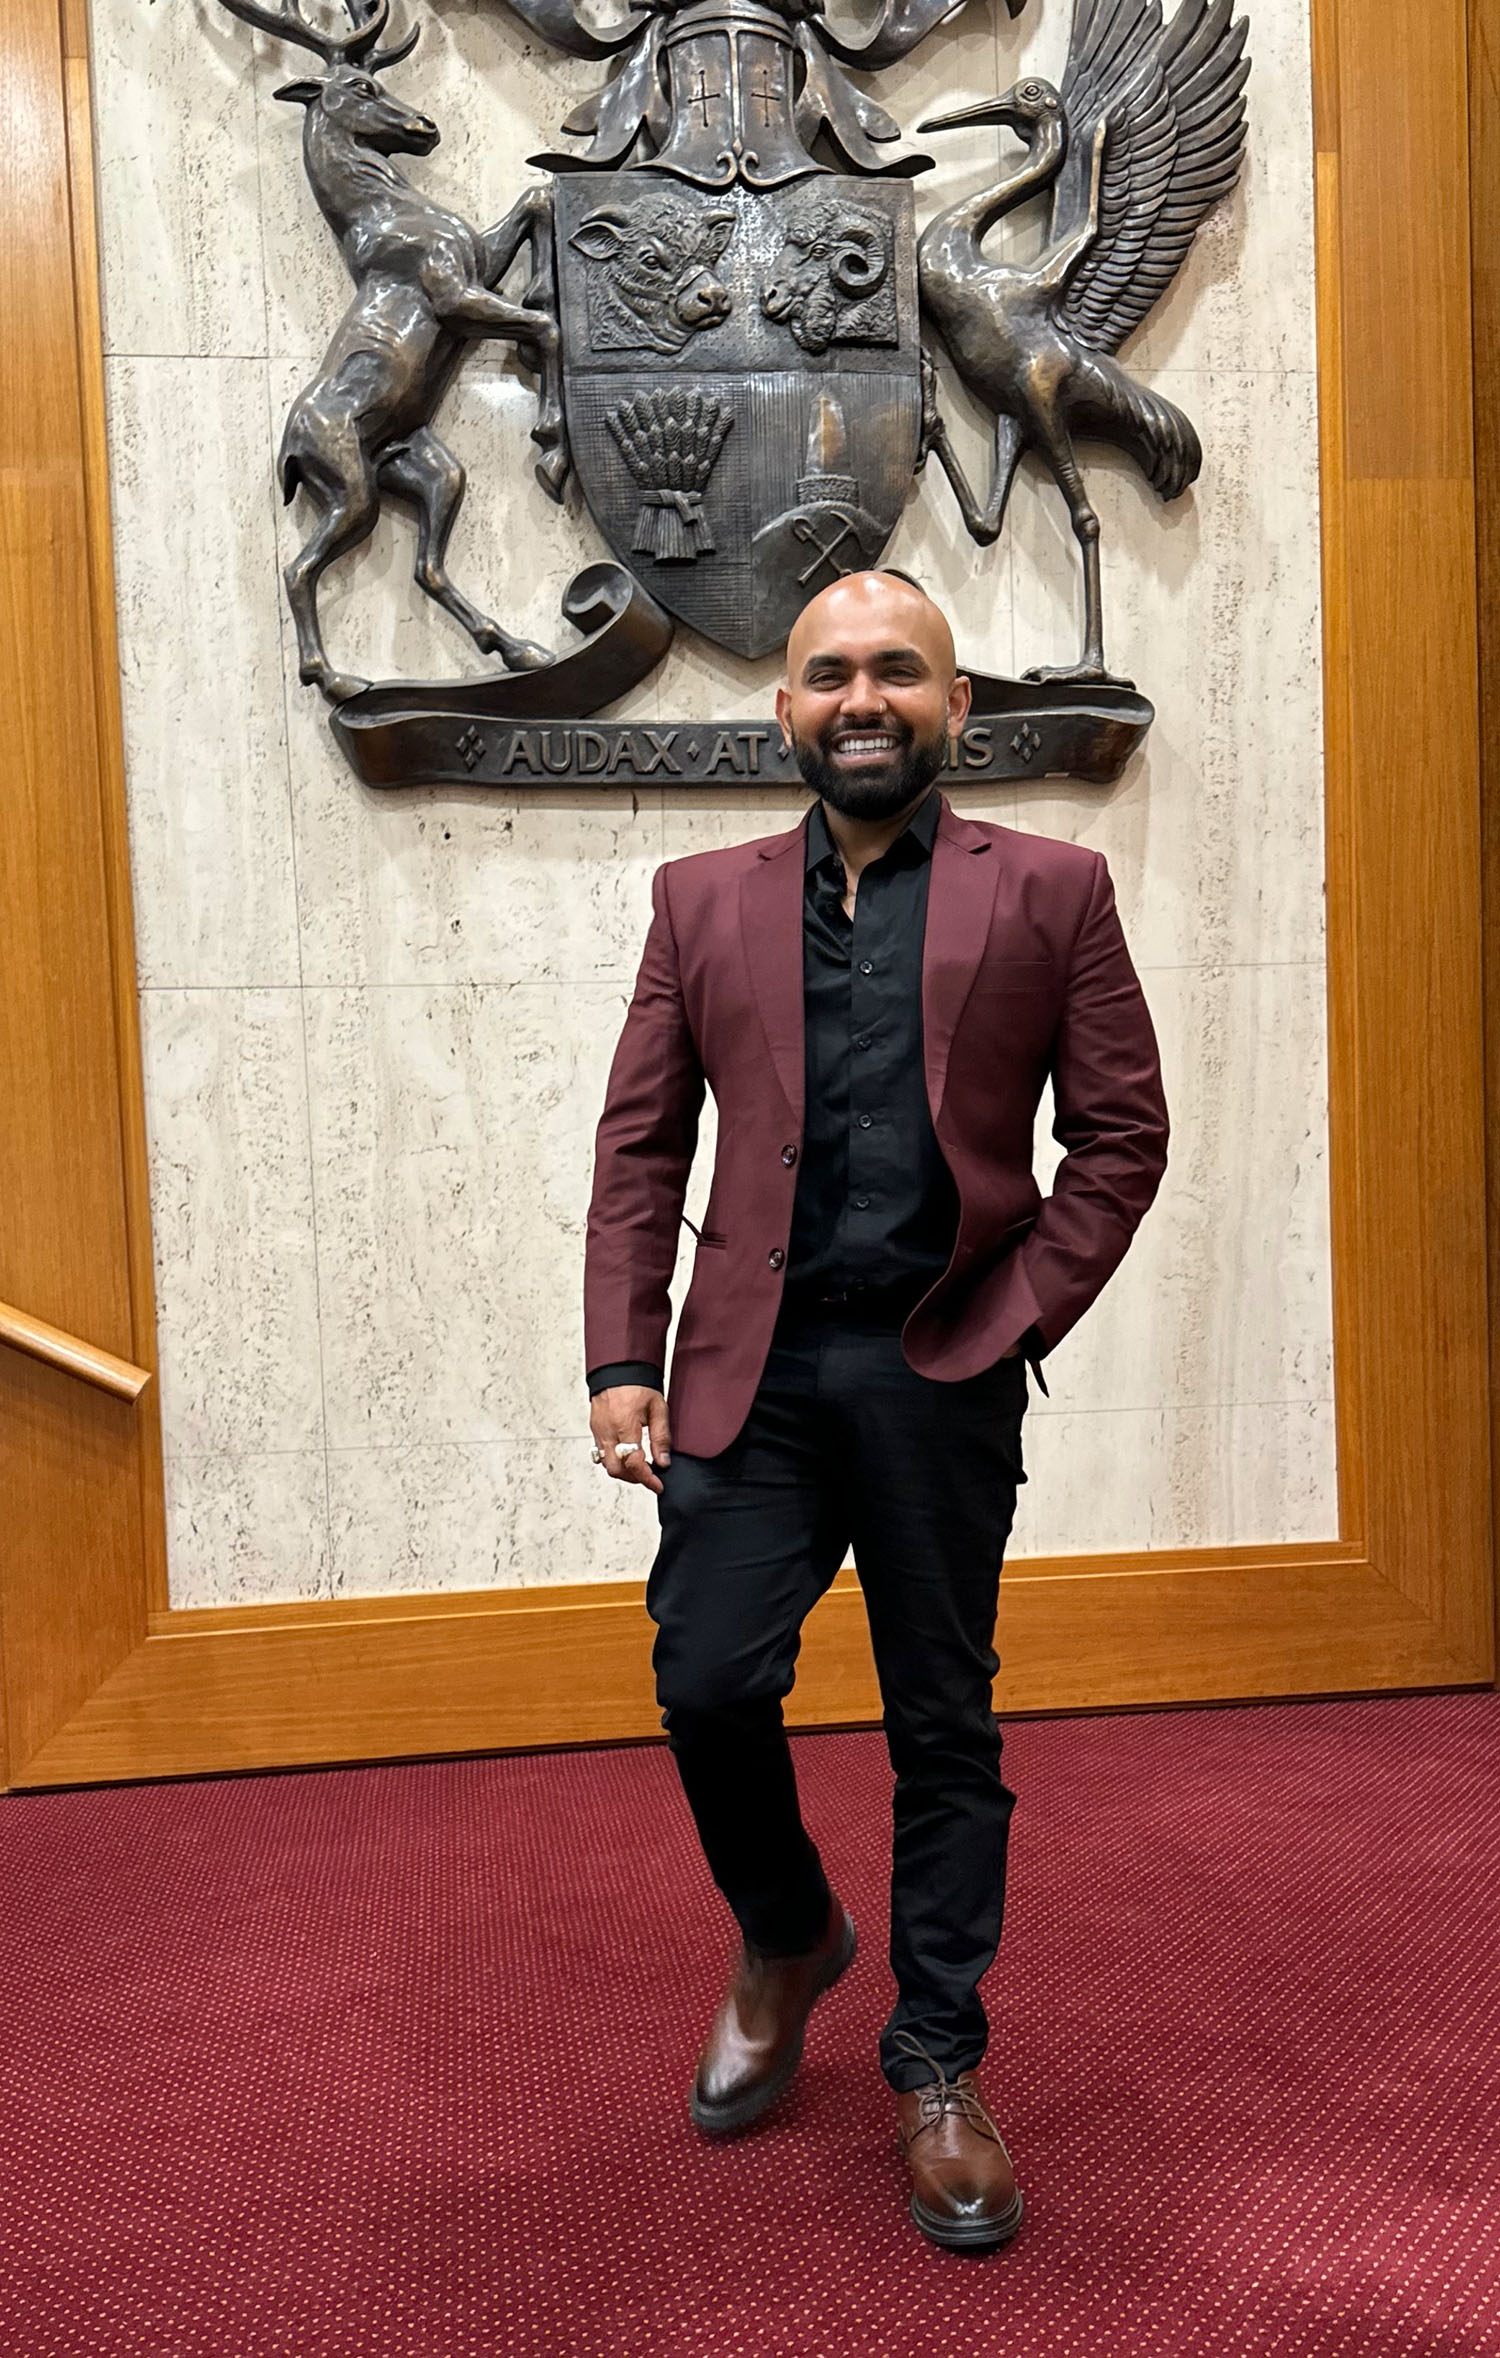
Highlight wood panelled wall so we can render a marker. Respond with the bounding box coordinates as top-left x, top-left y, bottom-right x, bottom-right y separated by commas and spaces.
0, 0, 167, 1787
0, 0, 1493, 1790
1473, 0, 1500, 1671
